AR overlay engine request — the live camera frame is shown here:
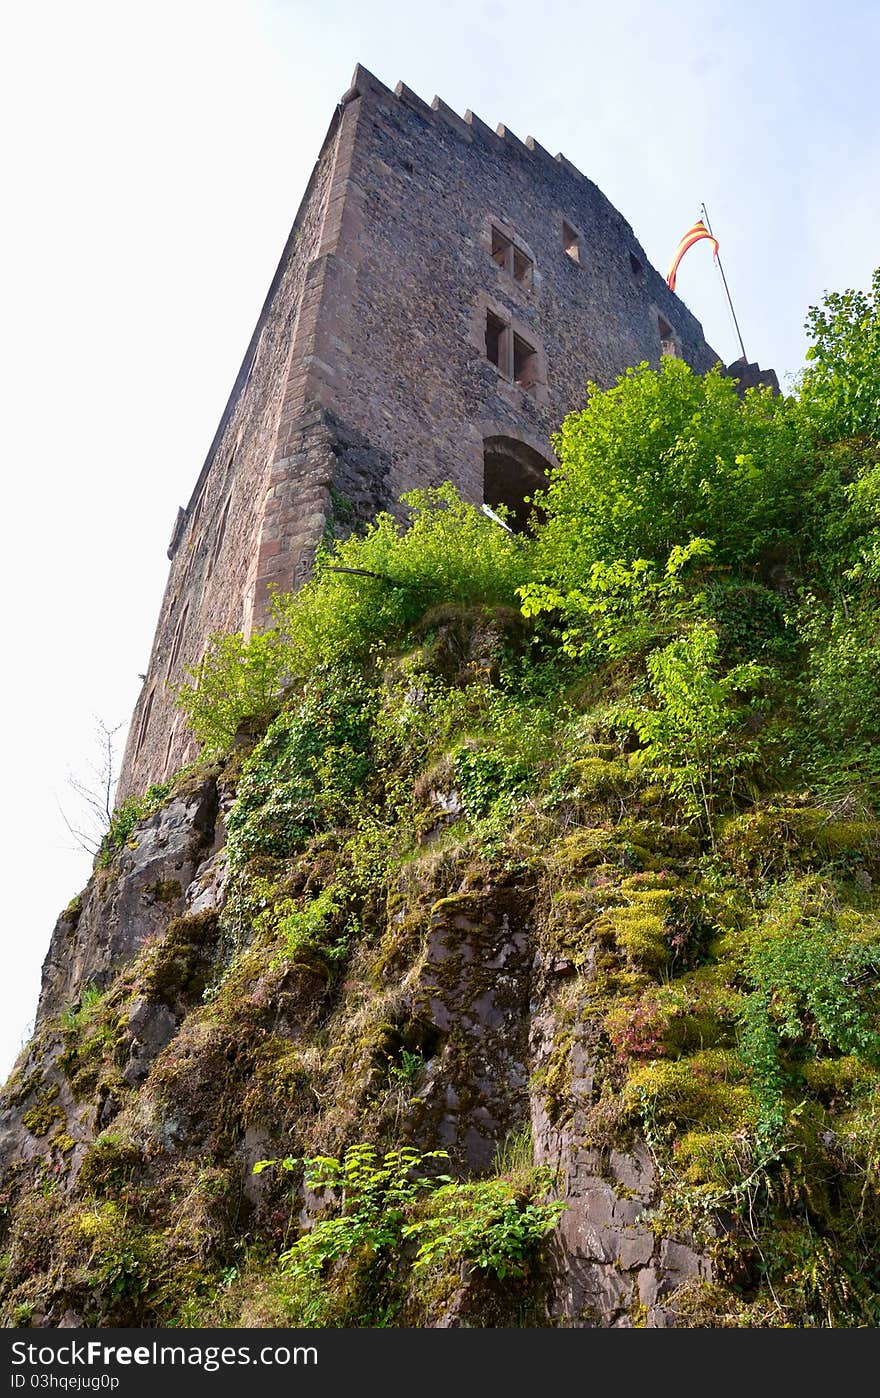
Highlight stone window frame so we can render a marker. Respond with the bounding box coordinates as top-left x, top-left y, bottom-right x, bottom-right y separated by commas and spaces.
205, 492, 233, 582
656, 310, 679, 358
470, 291, 549, 406
166, 602, 190, 680
134, 686, 155, 758
561, 216, 582, 265
481, 216, 537, 291
162, 720, 178, 777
